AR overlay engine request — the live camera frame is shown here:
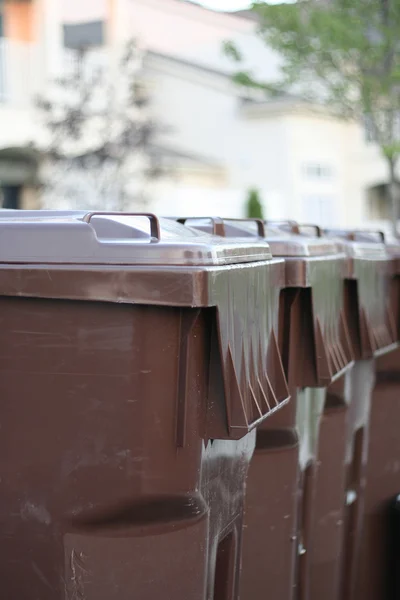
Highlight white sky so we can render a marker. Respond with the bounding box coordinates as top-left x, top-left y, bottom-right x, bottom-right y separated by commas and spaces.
197, 1, 251, 10
196, 1, 288, 10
